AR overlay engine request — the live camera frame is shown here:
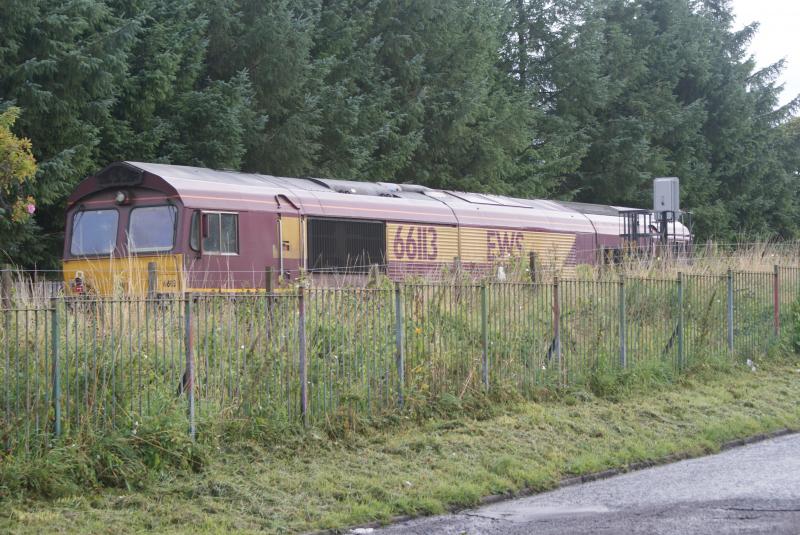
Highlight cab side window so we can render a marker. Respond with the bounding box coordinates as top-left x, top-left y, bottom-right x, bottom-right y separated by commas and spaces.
191, 211, 238, 254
